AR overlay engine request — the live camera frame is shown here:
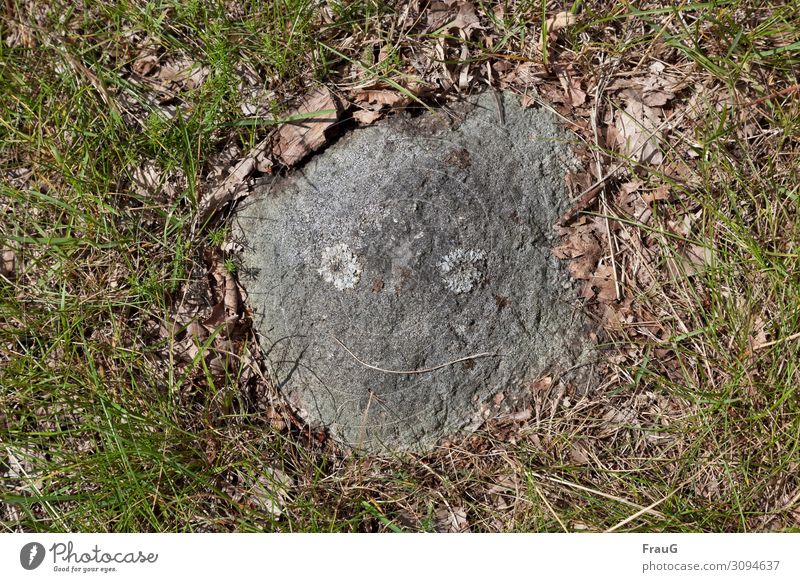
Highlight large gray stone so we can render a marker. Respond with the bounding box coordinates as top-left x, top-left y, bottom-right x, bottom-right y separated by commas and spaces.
233, 92, 595, 451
